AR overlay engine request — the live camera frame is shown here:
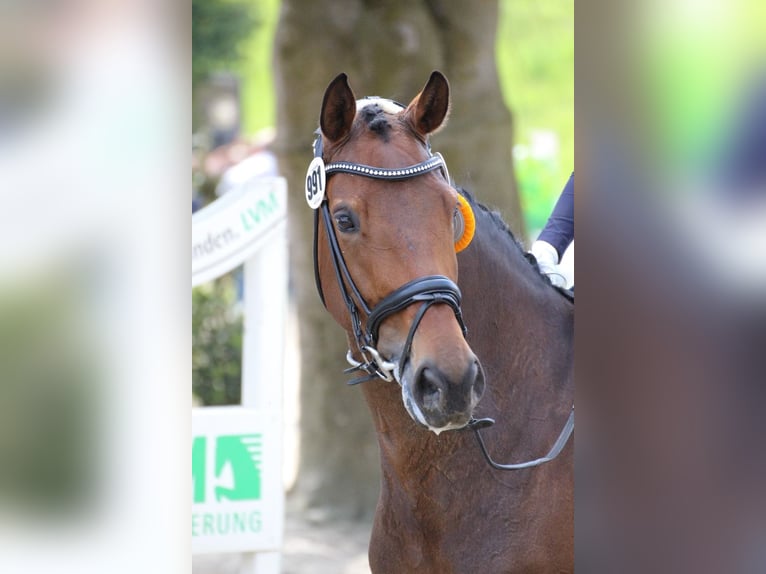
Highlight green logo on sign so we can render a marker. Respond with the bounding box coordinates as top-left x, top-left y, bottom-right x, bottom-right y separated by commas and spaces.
240, 191, 279, 232
192, 434, 262, 503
